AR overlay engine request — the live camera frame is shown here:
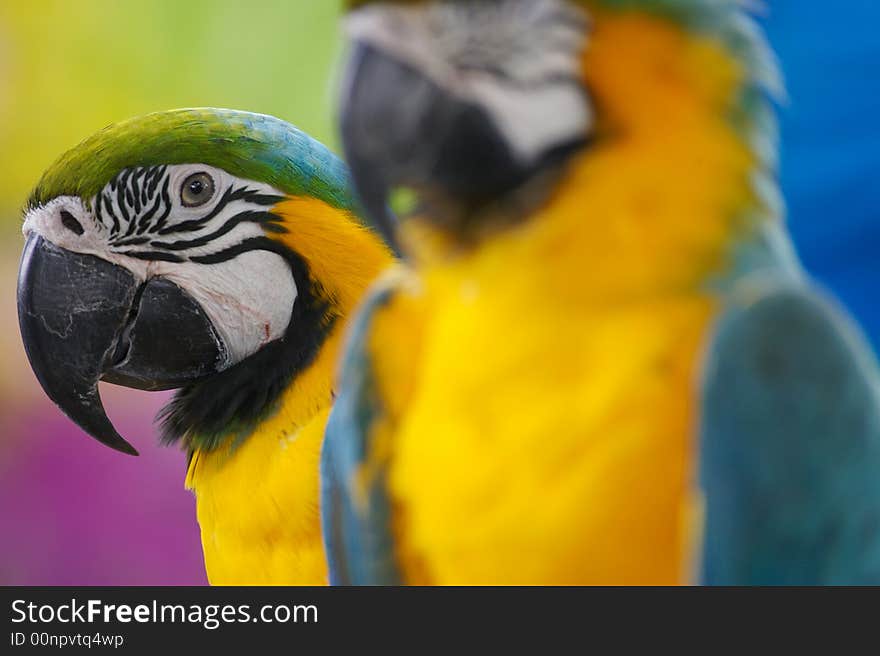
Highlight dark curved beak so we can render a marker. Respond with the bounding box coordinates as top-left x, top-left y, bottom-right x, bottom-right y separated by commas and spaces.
339, 42, 524, 251
17, 235, 225, 455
